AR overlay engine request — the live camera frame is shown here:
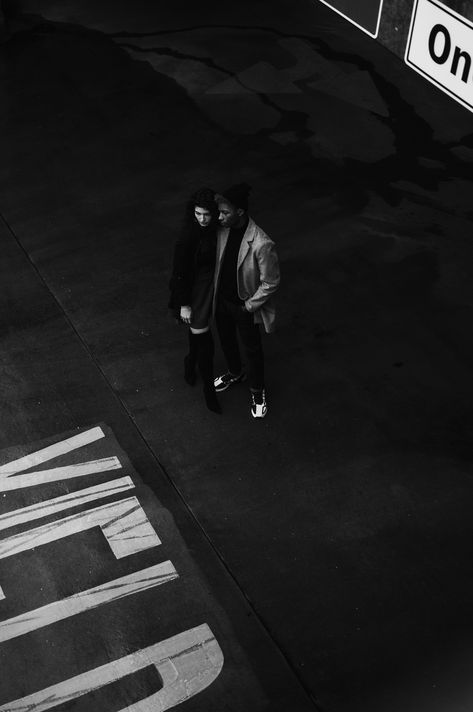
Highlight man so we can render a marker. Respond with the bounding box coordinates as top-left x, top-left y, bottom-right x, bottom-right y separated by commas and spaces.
213, 183, 280, 418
